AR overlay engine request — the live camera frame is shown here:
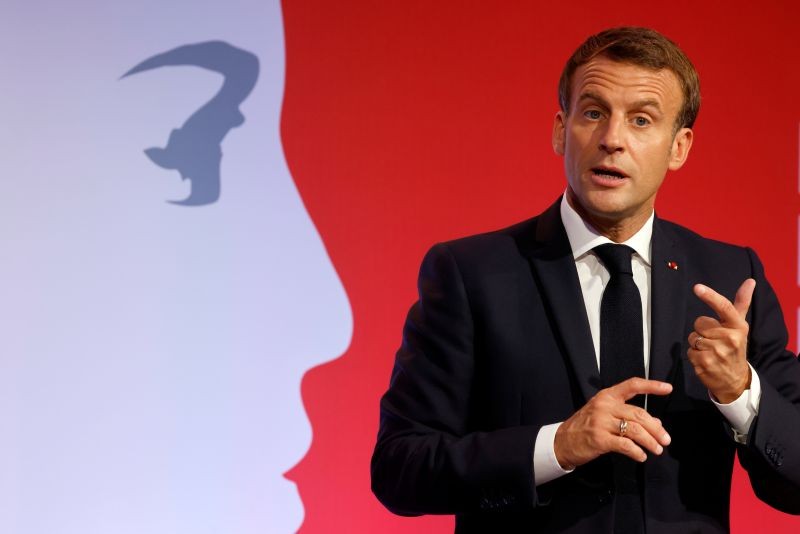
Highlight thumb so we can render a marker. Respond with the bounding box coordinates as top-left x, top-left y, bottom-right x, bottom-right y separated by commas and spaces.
733, 278, 756, 319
